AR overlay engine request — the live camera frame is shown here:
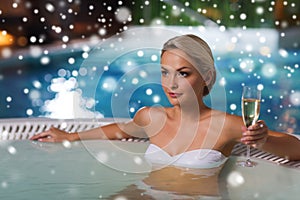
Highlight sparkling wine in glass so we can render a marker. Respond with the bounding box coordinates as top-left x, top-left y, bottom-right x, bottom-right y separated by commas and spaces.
237, 85, 261, 167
